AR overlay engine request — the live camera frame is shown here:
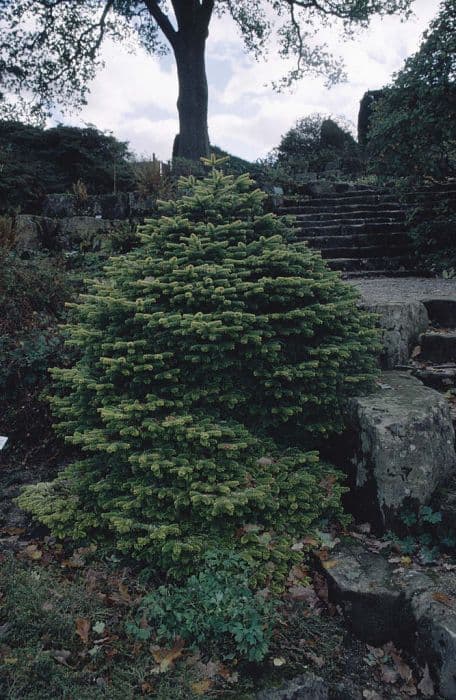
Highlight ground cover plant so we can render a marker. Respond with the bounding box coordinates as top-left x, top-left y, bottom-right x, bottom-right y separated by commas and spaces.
18, 158, 378, 588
